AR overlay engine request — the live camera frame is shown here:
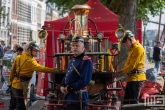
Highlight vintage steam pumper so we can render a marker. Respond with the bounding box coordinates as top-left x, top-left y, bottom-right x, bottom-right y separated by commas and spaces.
38, 4, 130, 110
